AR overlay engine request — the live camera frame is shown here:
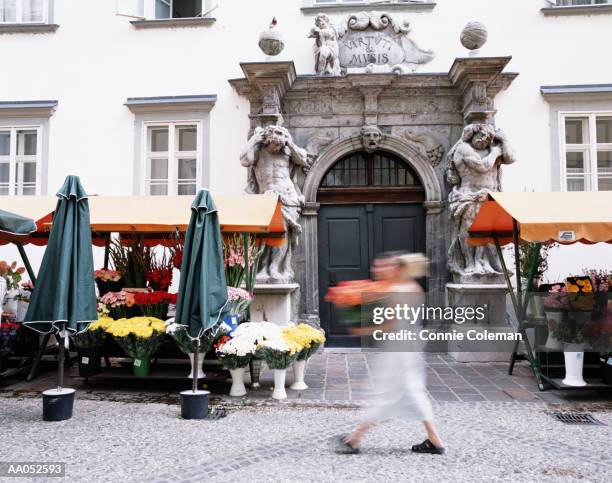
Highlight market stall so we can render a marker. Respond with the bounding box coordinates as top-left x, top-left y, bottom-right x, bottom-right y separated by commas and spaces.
468, 191, 612, 391
0, 193, 287, 382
